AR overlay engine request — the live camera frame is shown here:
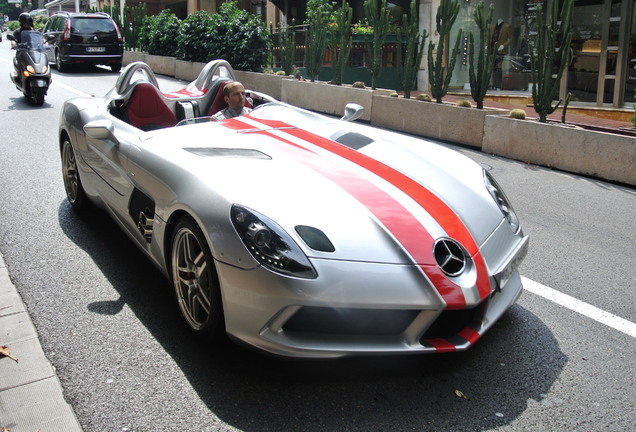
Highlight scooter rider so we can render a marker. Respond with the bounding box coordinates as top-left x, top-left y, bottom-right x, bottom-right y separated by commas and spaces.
12, 13, 34, 46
